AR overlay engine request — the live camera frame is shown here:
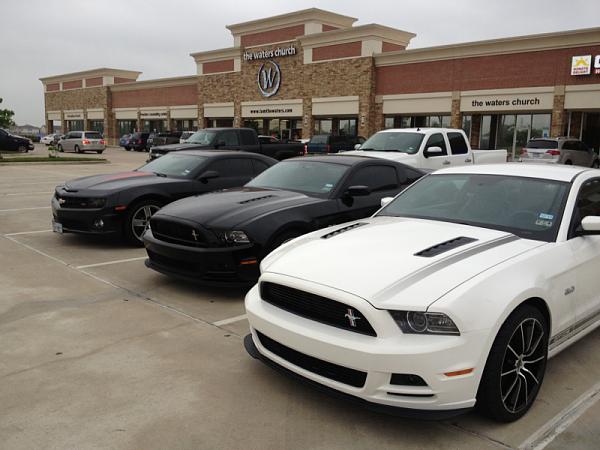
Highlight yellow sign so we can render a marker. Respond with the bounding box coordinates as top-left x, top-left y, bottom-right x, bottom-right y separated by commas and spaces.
571, 55, 591, 75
